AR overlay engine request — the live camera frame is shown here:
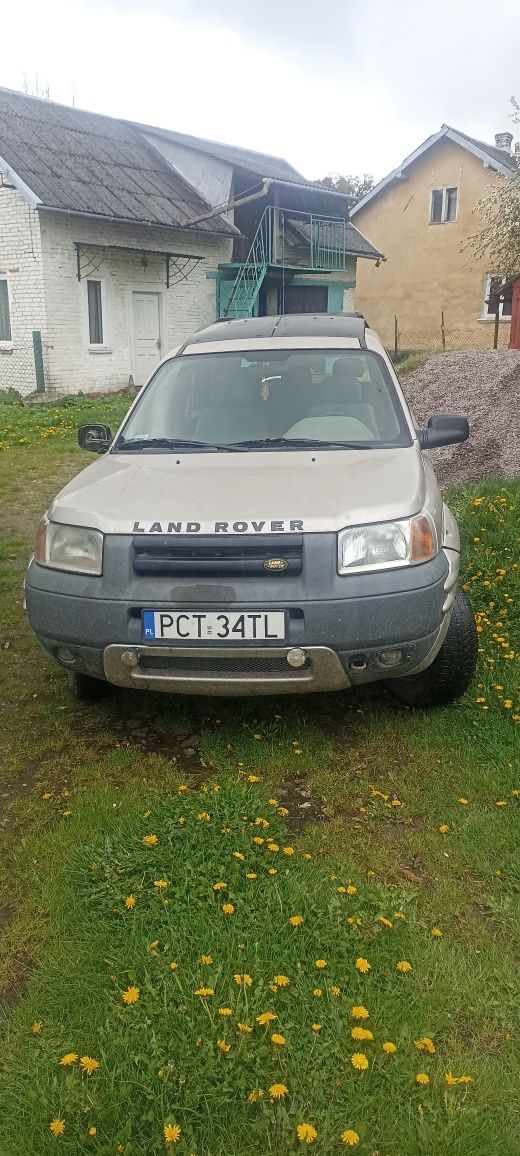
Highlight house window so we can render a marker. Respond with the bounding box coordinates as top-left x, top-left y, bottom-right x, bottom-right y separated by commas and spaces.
430, 187, 458, 224
0, 278, 12, 342
484, 274, 513, 318
87, 279, 104, 344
